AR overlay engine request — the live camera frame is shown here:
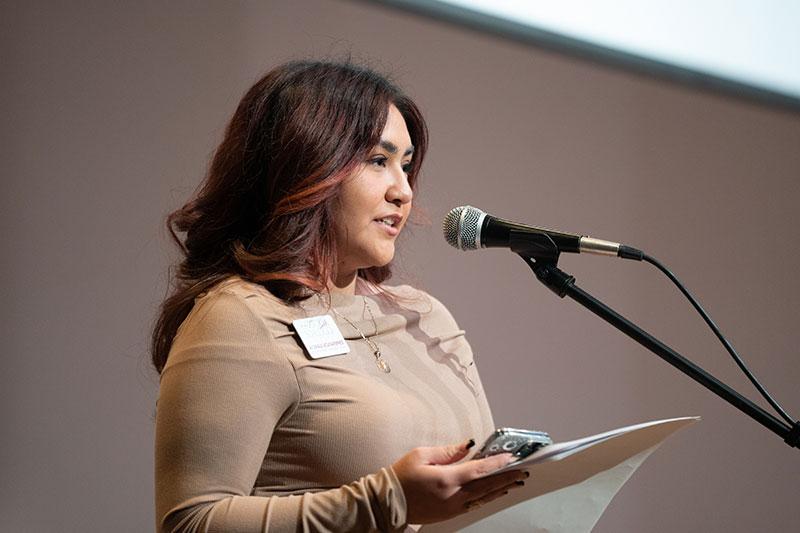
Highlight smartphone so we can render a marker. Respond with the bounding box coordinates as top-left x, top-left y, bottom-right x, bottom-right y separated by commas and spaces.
473, 427, 552, 460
